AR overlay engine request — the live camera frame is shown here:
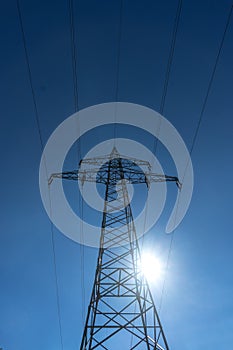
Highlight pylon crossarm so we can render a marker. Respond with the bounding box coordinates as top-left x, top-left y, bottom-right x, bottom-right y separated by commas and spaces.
147, 173, 181, 189
48, 170, 101, 185
48, 170, 78, 184
48, 169, 181, 189
80, 147, 151, 169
